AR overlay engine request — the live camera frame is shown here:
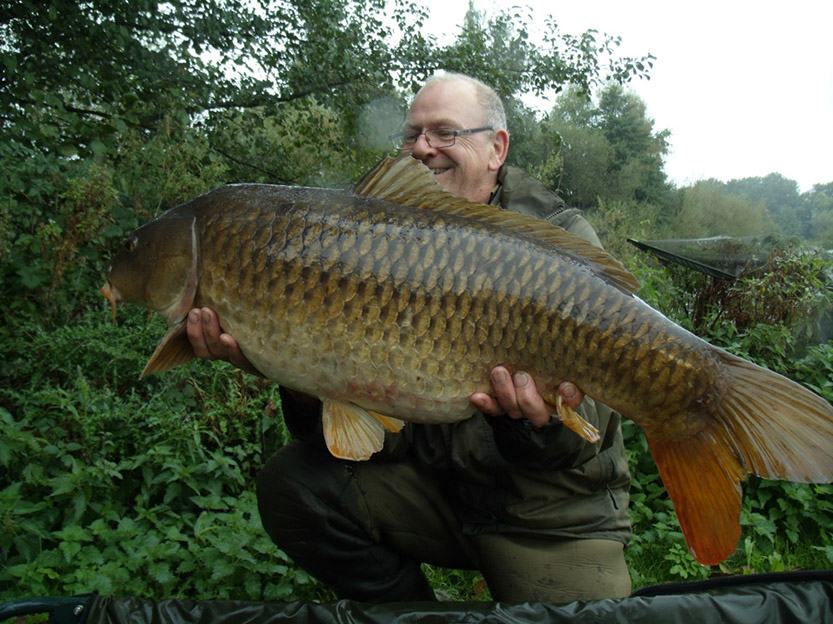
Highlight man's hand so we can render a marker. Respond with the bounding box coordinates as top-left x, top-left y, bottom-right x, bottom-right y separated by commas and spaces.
470, 366, 583, 427
186, 307, 259, 374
